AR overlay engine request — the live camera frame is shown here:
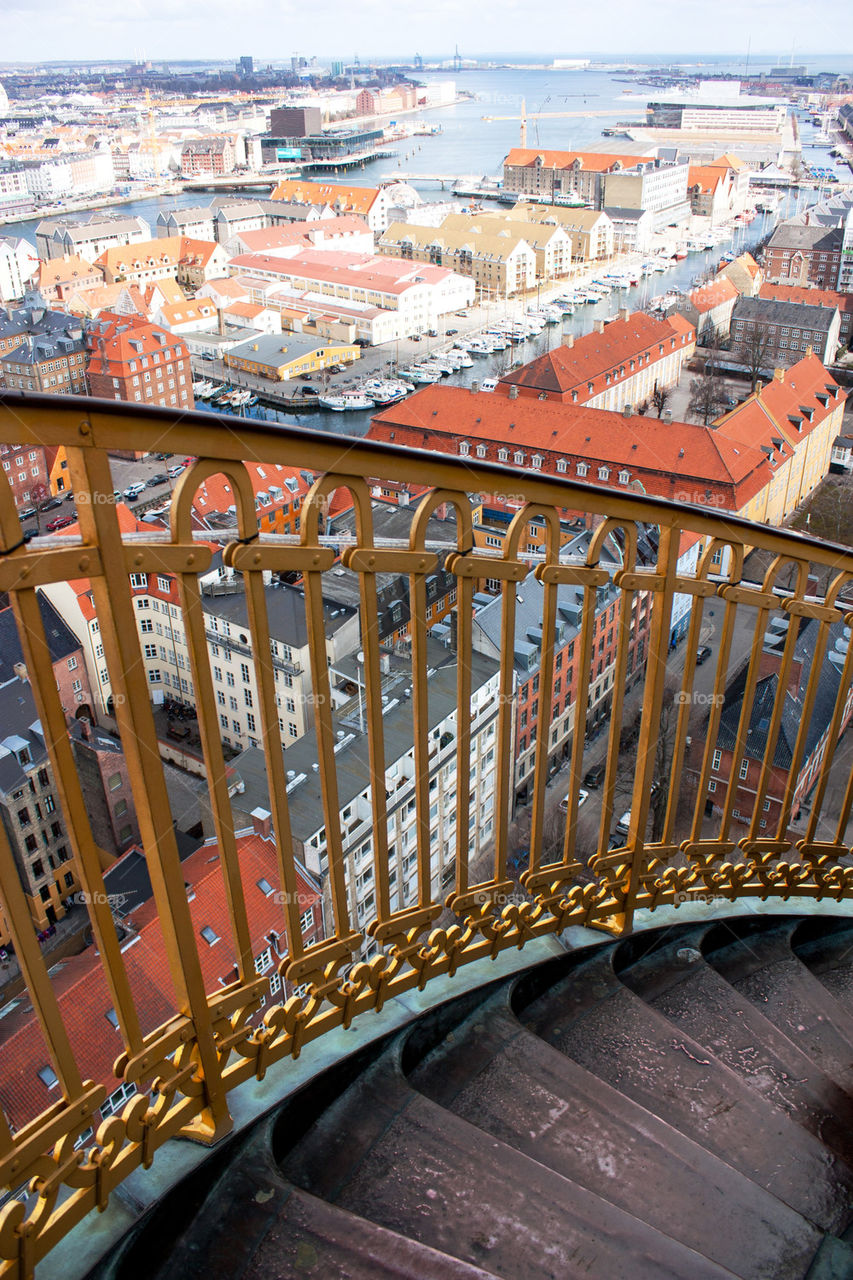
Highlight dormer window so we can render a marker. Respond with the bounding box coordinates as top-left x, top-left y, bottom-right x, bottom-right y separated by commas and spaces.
475, 444, 487, 458
556, 458, 567, 473
577, 462, 589, 477
598, 466, 610, 481
531, 454, 543, 470
619, 469, 630, 484
459, 441, 470, 457
514, 451, 525, 465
